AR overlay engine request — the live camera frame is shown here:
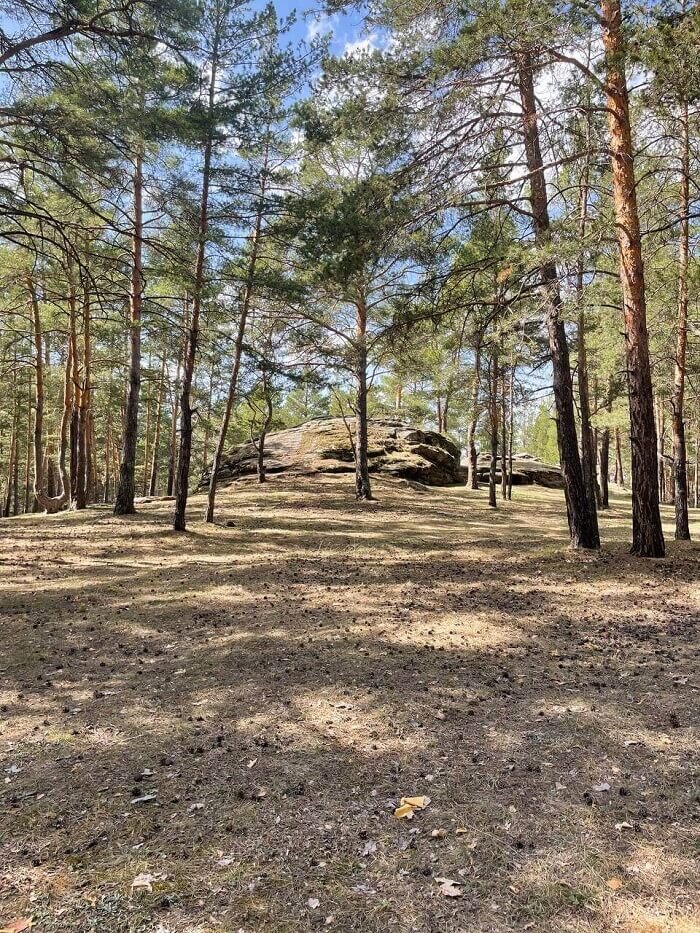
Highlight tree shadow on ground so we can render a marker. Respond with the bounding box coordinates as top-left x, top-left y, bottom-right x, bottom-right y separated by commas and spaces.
1, 476, 698, 933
